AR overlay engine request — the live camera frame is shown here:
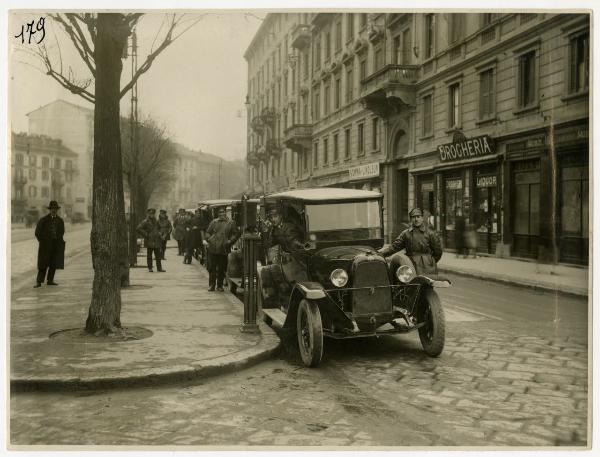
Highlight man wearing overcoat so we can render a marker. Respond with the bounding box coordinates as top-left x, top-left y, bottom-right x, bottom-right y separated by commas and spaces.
203, 207, 239, 291
137, 208, 166, 273
157, 209, 173, 260
379, 208, 443, 275
34, 200, 65, 288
